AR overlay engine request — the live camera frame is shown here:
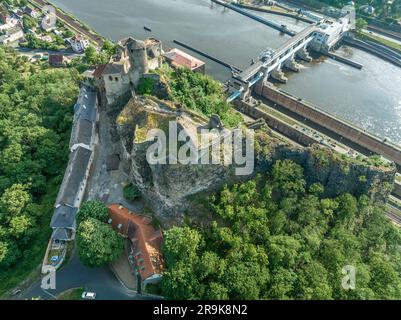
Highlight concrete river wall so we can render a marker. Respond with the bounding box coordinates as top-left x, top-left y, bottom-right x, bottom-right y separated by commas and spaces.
211, 0, 296, 36
254, 84, 401, 168
234, 99, 318, 147
343, 37, 401, 68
